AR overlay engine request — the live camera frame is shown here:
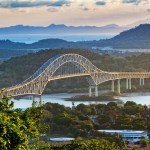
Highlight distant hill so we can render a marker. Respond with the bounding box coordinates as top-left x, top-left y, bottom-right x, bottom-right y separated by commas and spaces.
0, 24, 127, 35
0, 39, 75, 50
0, 24, 150, 50
88, 24, 150, 49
